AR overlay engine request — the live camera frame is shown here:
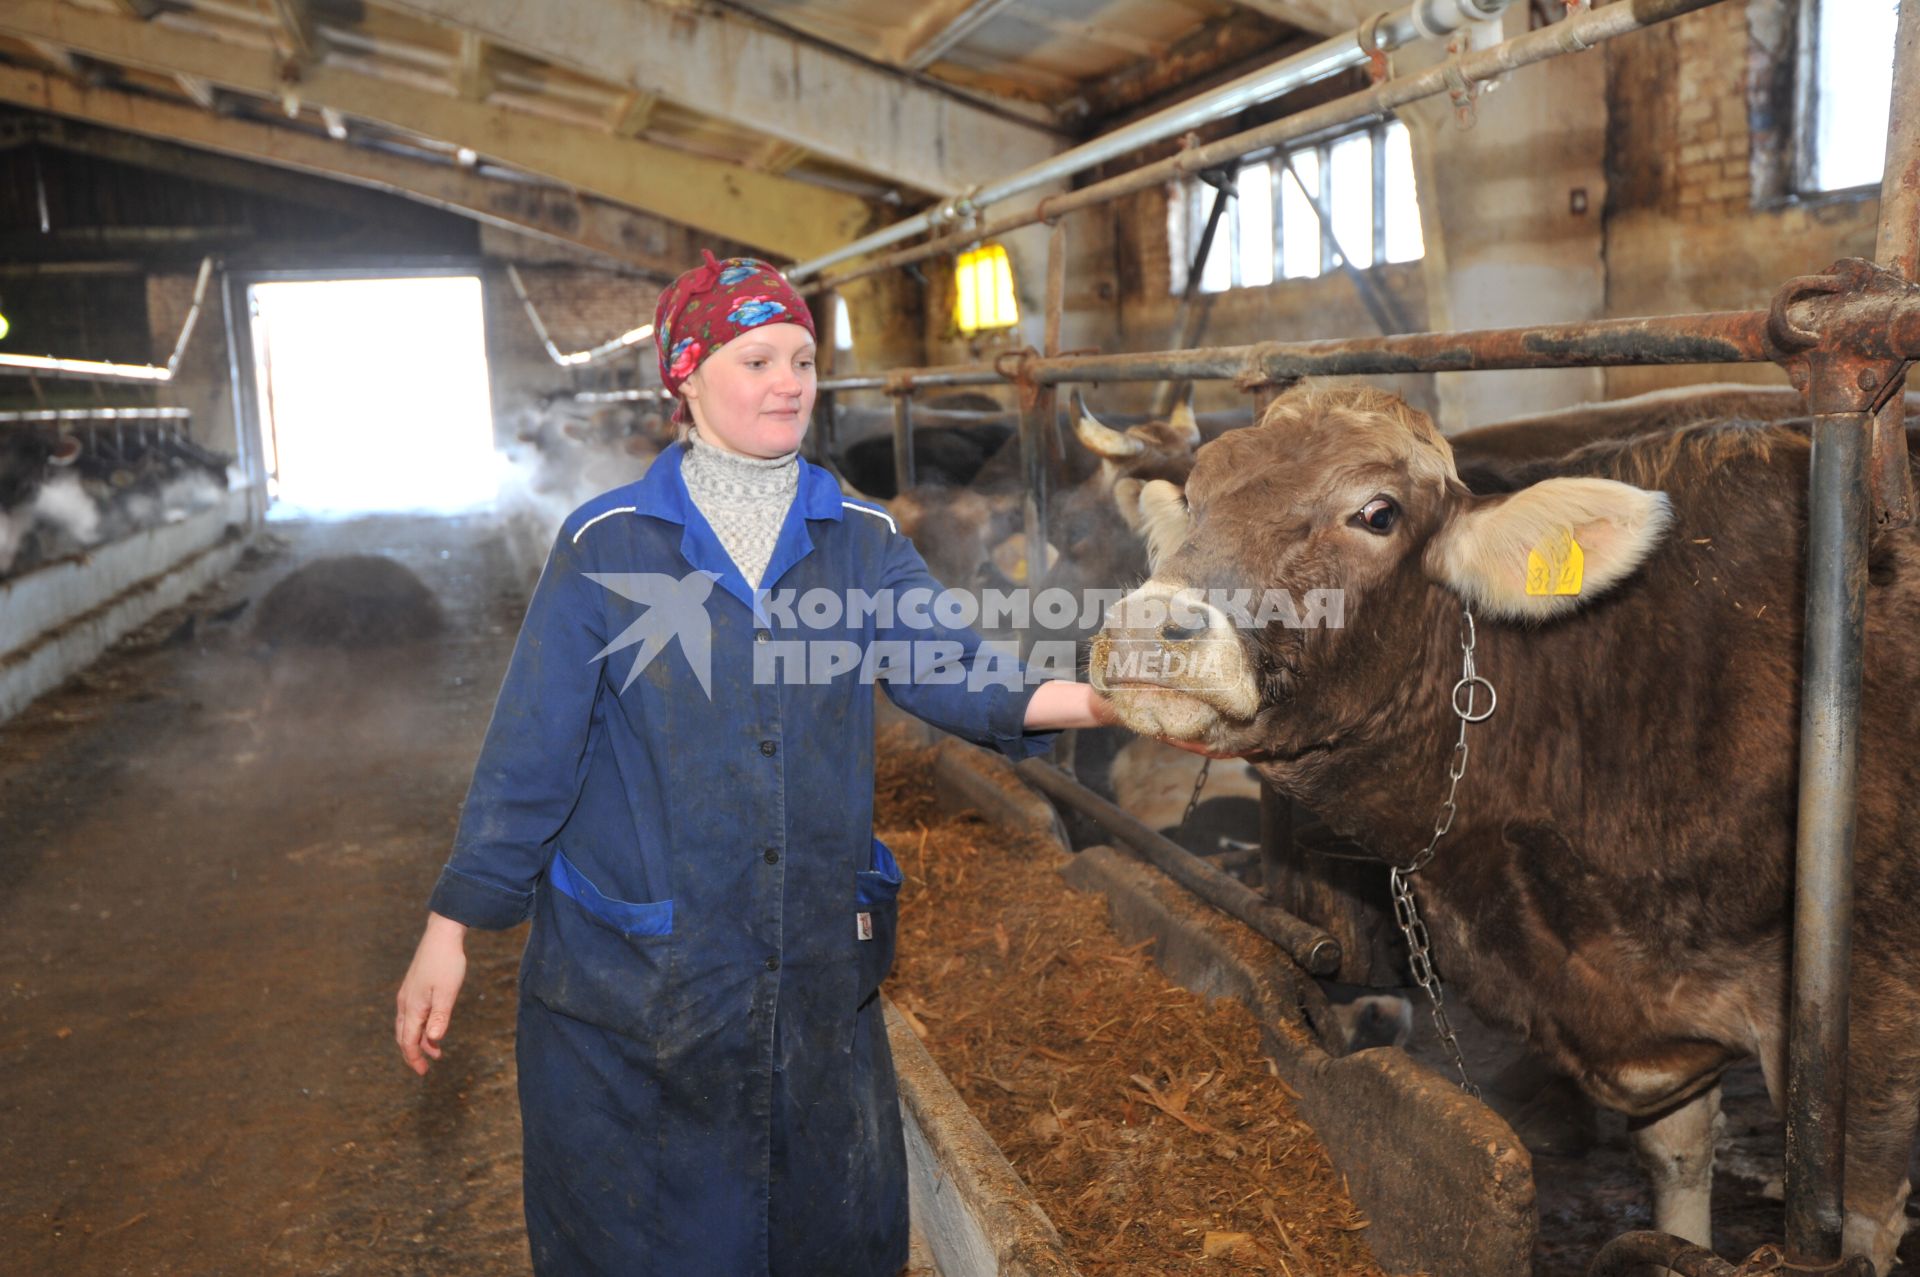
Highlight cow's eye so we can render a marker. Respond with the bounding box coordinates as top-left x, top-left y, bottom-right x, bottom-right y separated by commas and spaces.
1354, 497, 1397, 534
